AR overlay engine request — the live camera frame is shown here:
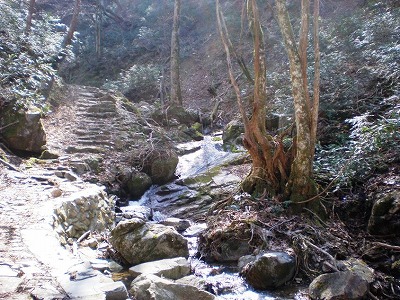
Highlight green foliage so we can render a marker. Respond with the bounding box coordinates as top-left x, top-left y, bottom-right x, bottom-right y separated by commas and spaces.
315, 103, 400, 192
0, 0, 68, 111
102, 64, 161, 102
319, 2, 400, 119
